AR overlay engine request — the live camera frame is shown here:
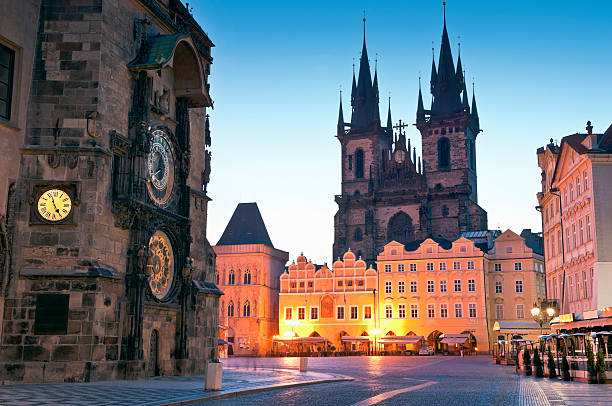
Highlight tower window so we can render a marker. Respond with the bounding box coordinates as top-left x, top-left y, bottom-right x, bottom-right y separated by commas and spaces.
0, 44, 15, 120
441, 128, 446, 135
442, 205, 449, 217
355, 149, 364, 178
437, 137, 450, 169
348, 155, 353, 170
354, 228, 362, 242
